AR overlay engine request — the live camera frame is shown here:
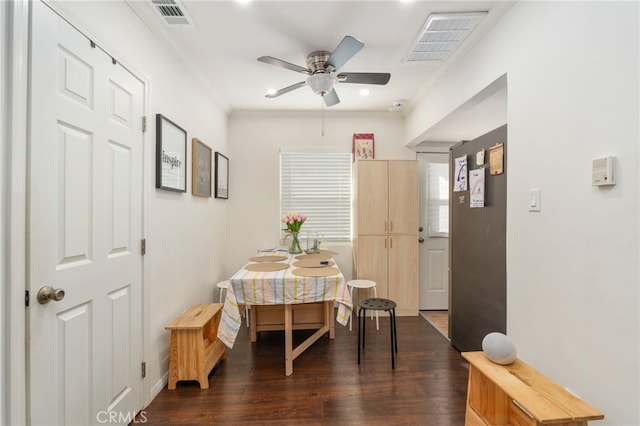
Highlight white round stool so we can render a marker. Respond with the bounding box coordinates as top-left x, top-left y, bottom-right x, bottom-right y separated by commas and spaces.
217, 280, 249, 327
216, 280, 230, 303
347, 279, 379, 331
